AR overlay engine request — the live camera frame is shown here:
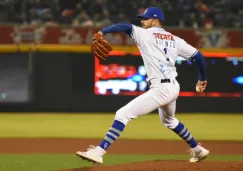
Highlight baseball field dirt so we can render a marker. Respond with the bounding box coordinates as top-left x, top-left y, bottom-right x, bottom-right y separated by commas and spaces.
1, 138, 243, 171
